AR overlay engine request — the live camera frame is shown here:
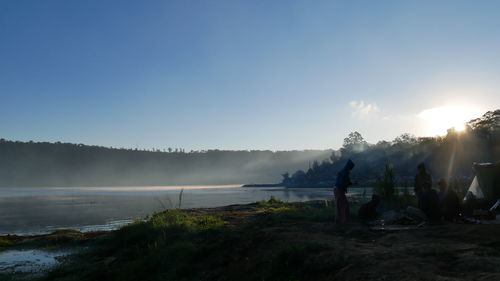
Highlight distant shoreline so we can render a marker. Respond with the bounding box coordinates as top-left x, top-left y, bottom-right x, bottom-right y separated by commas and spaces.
242, 183, 332, 188
241, 183, 284, 187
